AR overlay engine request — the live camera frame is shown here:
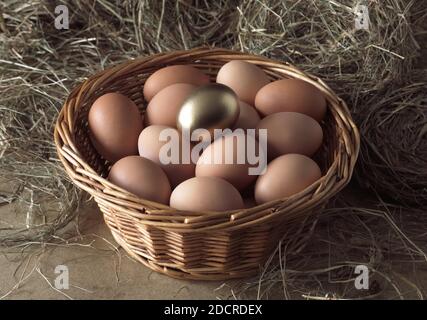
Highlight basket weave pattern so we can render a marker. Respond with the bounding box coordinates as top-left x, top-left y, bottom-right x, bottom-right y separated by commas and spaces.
54, 48, 360, 280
